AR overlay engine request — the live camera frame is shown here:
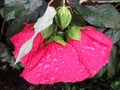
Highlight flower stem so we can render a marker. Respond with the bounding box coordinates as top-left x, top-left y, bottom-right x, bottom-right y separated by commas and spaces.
48, 0, 54, 6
